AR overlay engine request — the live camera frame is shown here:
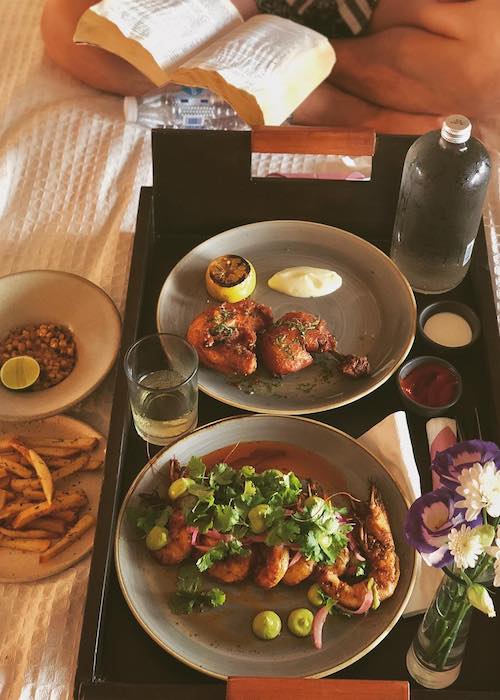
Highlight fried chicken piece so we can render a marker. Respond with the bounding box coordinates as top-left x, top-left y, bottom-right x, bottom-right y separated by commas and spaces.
337, 353, 371, 378
186, 300, 273, 376
259, 311, 336, 376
